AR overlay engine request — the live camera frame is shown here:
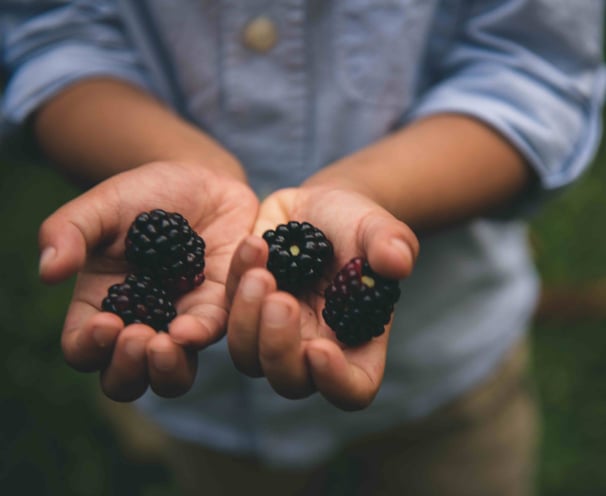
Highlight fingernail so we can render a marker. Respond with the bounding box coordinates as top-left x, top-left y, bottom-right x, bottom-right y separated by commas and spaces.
93, 326, 112, 348
263, 300, 290, 328
309, 349, 328, 370
38, 246, 56, 275
240, 238, 258, 265
152, 350, 177, 372
240, 275, 266, 302
124, 339, 146, 360
391, 238, 412, 260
